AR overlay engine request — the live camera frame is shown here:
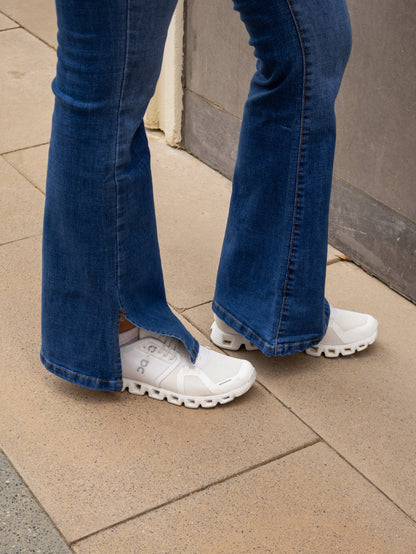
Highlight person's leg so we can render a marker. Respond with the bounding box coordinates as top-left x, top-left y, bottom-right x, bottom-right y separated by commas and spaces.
213, 0, 356, 356
41, 0, 197, 391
